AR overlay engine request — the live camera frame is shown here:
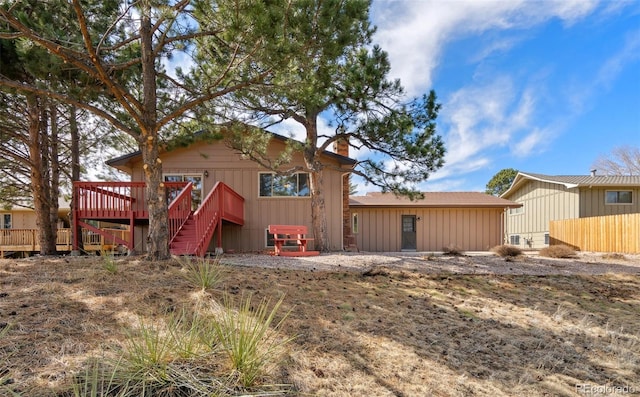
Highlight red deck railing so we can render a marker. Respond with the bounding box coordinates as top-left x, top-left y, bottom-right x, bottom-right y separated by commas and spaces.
73, 180, 244, 255
168, 183, 193, 245
73, 181, 188, 220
